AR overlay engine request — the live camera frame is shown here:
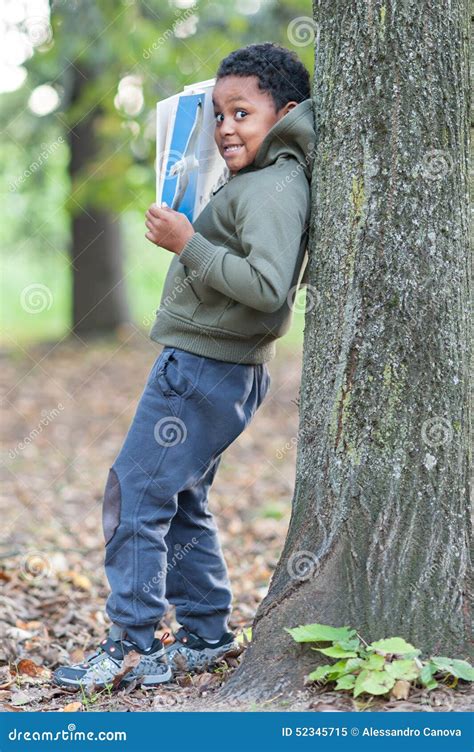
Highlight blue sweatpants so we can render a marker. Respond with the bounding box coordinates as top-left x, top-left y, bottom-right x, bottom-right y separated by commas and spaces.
102, 346, 271, 650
